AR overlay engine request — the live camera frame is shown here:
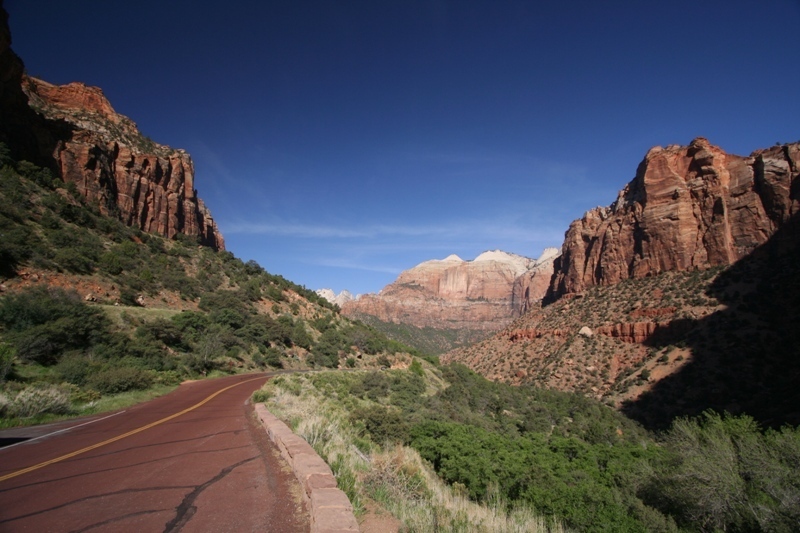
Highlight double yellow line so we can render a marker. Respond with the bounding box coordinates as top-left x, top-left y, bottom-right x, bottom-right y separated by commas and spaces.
0, 376, 265, 483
